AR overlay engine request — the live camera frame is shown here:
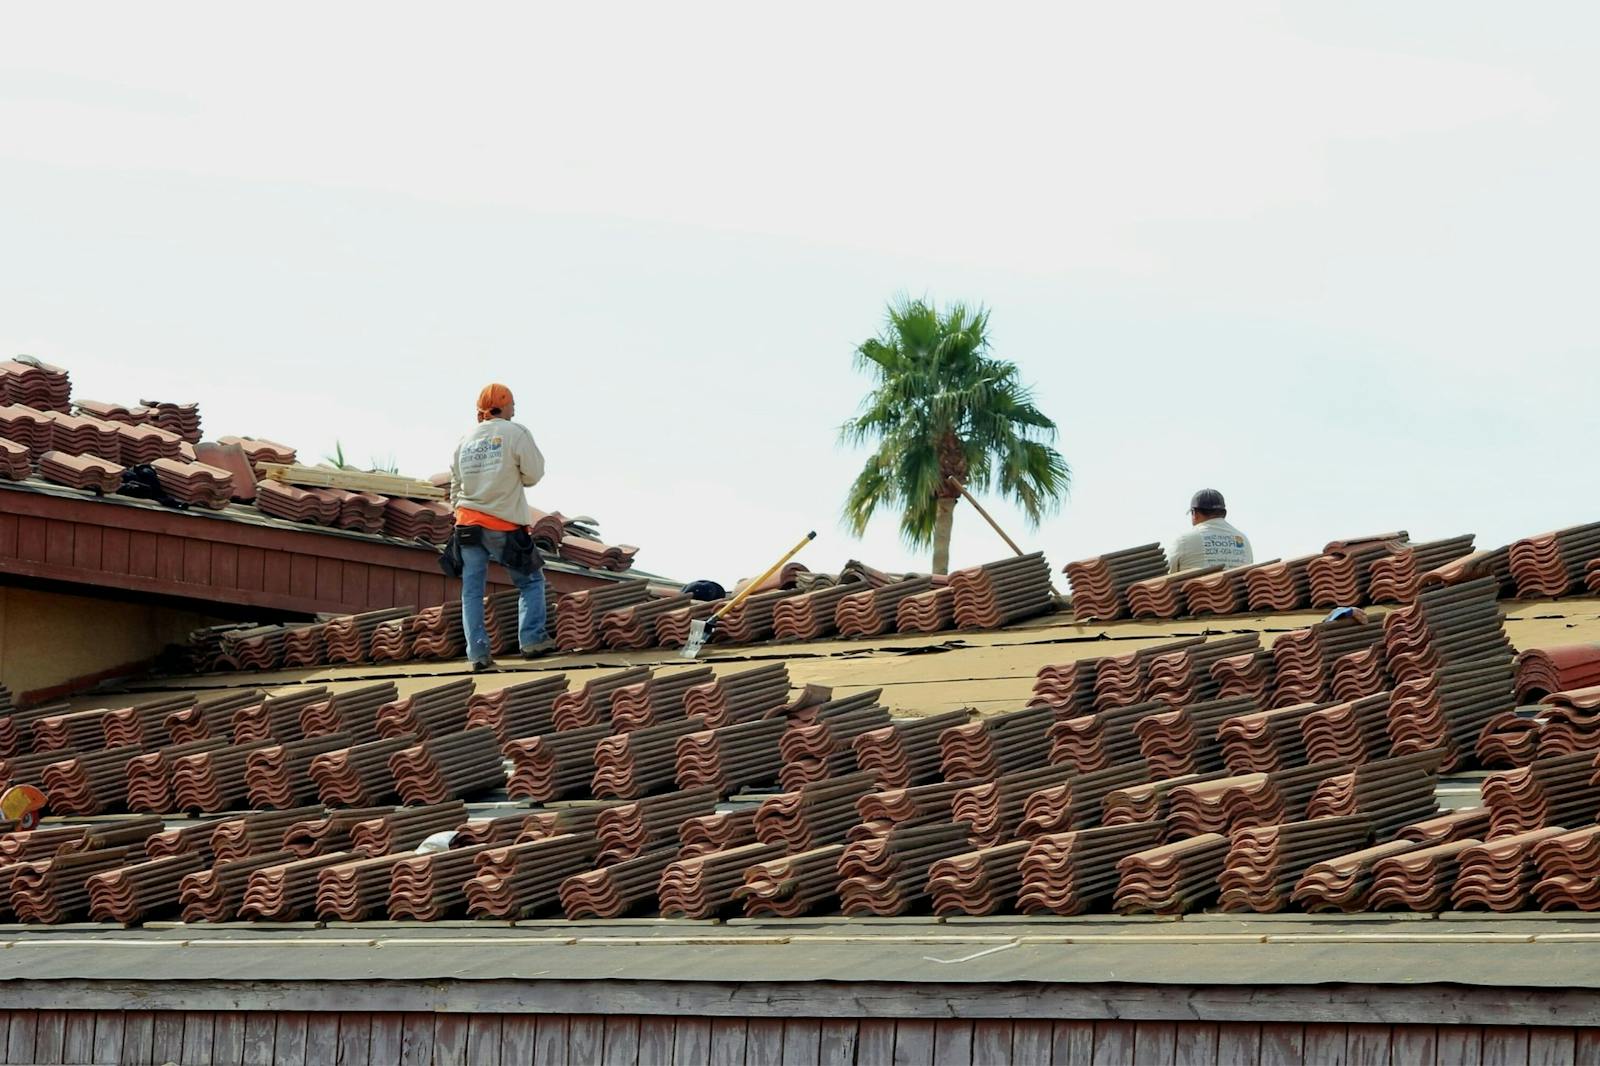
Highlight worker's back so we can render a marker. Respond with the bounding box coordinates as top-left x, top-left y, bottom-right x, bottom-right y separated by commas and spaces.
451, 417, 544, 527
1169, 517, 1253, 572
